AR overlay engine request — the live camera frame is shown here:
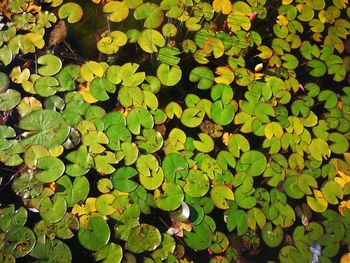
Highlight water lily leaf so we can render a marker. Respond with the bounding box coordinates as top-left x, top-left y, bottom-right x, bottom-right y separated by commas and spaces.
184, 170, 209, 197
94, 151, 118, 175
58, 2, 83, 23
157, 63, 182, 86
297, 4, 314, 22
151, 234, 175, 261
138, 29, 165, 53
35, 156, 65, 183
193, 133, 214, 153
4, 226, 36, 258
284, 176, 304, 199
126, 224, 161, 253
155, 182, 184, 211
318, 90, 337, 109
184, 220, 213, 250
262, 222, 283, 248
19, 109, 70, 149
83, 130, 108, 154
307, 189, 328, 213
255, 102, 275, 123
185, 17, 201, 31
56, 175, 90, 207
281, 54, 299, 70
211, 185, 234, 209
307, 60, 327, 77
116, 142, 138, 165
180, 108, 204, 128
158, 47, 180, 66
211, 101, 235, 126
0, 205, 27, 232
97, 31, 127, 55
141, 75, 161, 93
23, 144, 49, 169
106, 124, 131, 151
0, 125, 15, 151
225, 208, 248, 235
30, 239, 72, 263
211, 83, 233, 104
34, 76, 59, 97
78, 216, 110, 251
37, 54, 62, 76
0, 46, 12, 66
103, 111, 126, 129
112, 167, 138, 192
212, 0, 232, 14
227, 11, 251, 32
0, 89, 21, 111
80, 61, 104, 82
321, 181, 343, 205
236, 150, 267, 177
189, 66, 214, 90
247, 207, 266, 230
90, 77, 116, 102
127, 107, 154, 135
96, 243, 123, 263
308, 138, 330, 161
57, 65, 80, 91
165, 102, 182, 119
214, 66, 234, 84
162, 153, 189, 181
39, 195, 67, 223
134, 3, 164, 29
265, 122, 284, 140
0, 72, 10, 93
136, 128, 163, 153
103, 1, 129, 22
228, 134, 250, 158
22, 32, 45, 53
328, 132, 349, 154
297, 174, 317, 195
